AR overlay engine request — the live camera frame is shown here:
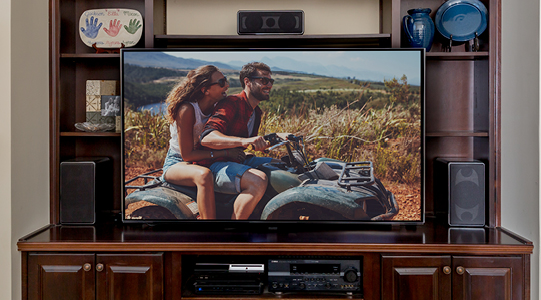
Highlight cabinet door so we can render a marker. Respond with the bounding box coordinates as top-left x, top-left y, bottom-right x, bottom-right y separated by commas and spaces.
382, 255, 452, 300
27, 253, 95, 300
96, 253, 164, 300
452, 256, 523, 300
